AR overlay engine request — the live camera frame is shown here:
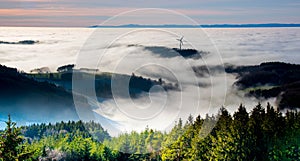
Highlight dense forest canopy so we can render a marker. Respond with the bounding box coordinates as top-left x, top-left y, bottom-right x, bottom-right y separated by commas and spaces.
0, 103, 299, 161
